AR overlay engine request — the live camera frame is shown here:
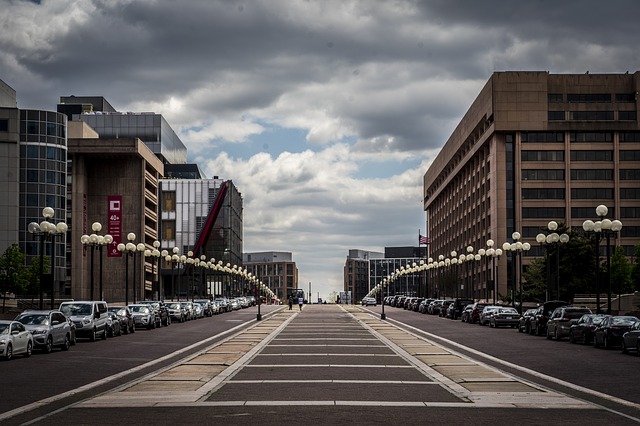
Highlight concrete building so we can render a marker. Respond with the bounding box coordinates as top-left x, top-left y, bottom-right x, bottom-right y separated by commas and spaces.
345, 247, 427, 303
0, 79, 69, 299
423, 71, 640, 303
243, 252, 298, 301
